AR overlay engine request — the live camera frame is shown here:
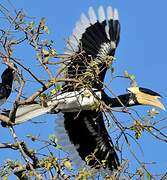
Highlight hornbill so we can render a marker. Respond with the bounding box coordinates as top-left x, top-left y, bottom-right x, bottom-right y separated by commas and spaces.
54, 6, 165, 172
3, 6, 165, 172
0, 66, 15, 106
